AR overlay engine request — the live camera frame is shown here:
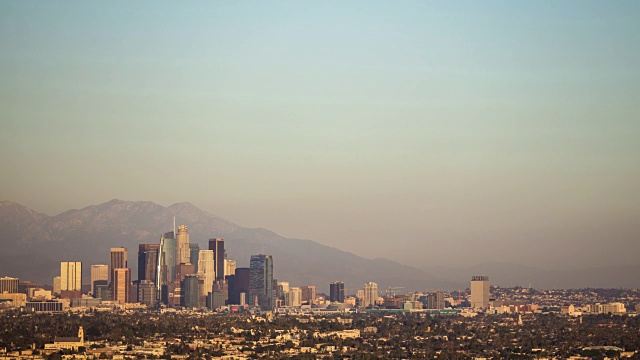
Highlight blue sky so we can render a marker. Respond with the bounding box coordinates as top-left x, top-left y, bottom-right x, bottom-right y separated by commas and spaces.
1, 1, 639, 269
